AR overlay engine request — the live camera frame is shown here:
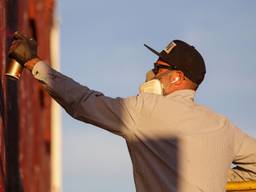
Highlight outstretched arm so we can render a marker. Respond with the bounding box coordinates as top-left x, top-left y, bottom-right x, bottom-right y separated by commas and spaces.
8, 32, 139, 138
31, 60, 138, 137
